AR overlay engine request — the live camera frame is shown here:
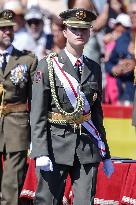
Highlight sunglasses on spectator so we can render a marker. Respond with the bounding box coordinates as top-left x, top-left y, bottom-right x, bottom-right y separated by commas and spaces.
27, 19, 42, 25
